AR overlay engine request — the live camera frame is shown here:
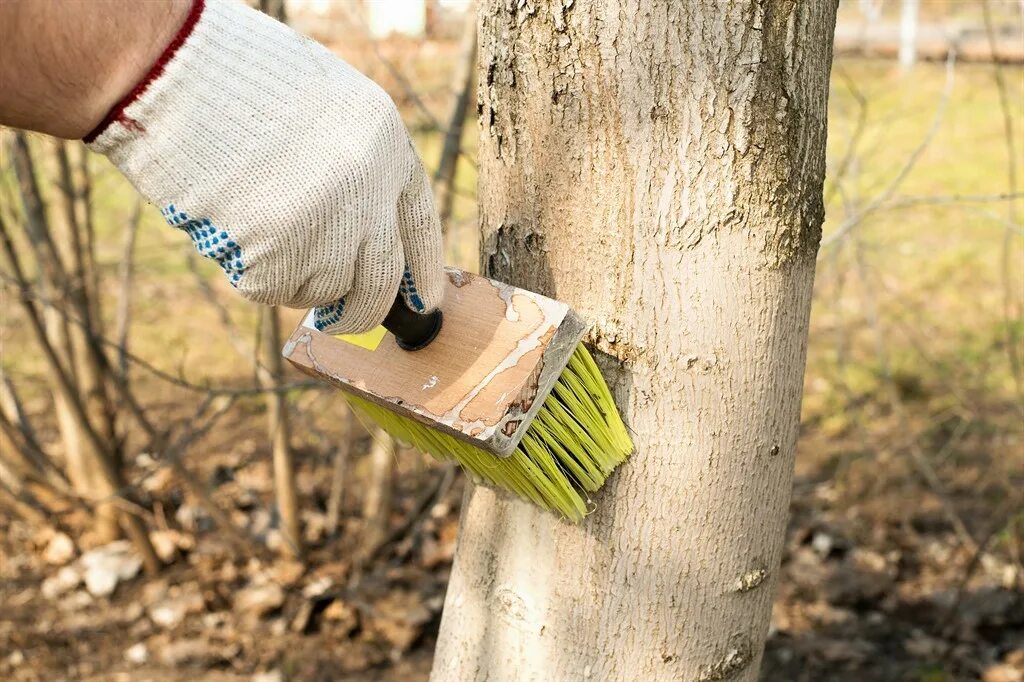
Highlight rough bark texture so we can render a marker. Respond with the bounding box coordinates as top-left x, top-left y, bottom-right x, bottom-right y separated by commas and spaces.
431, 2, 837, 681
